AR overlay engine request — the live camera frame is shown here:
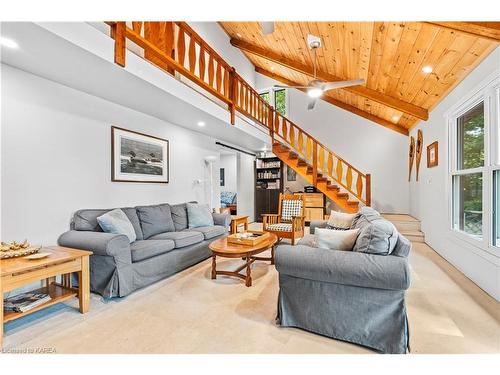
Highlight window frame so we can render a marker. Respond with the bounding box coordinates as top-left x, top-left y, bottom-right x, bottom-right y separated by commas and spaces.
258, 87, 289, 117
446, 70, 500, 257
